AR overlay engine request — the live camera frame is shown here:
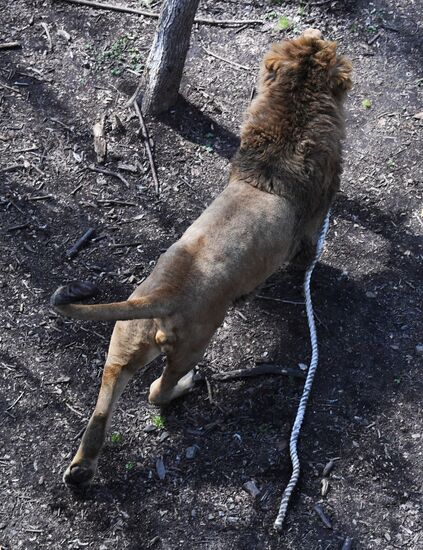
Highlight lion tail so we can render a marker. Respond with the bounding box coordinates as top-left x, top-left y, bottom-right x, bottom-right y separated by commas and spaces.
50, 281, 171, 321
